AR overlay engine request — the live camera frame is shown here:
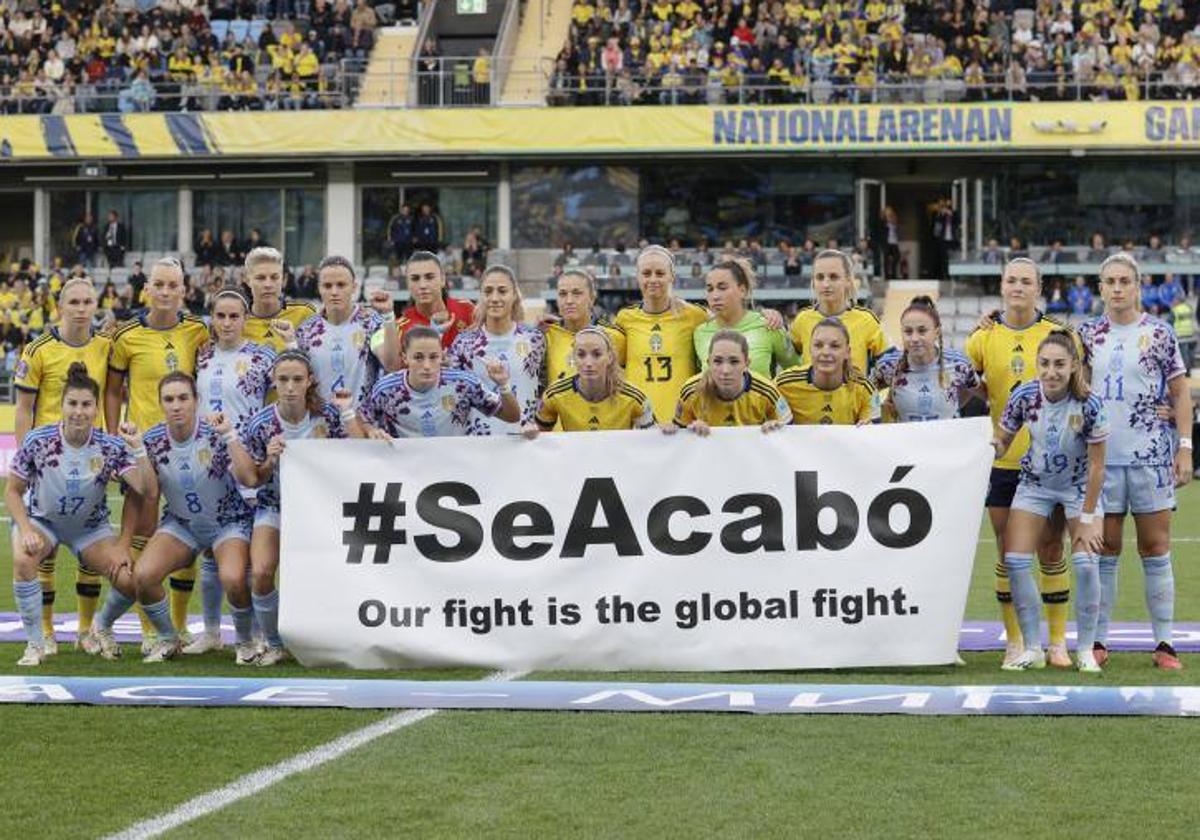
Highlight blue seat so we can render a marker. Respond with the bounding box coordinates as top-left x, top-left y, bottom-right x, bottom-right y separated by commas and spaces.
210, 20, 230, 42
229, 20, 251, 42
248, 19, 268, 43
